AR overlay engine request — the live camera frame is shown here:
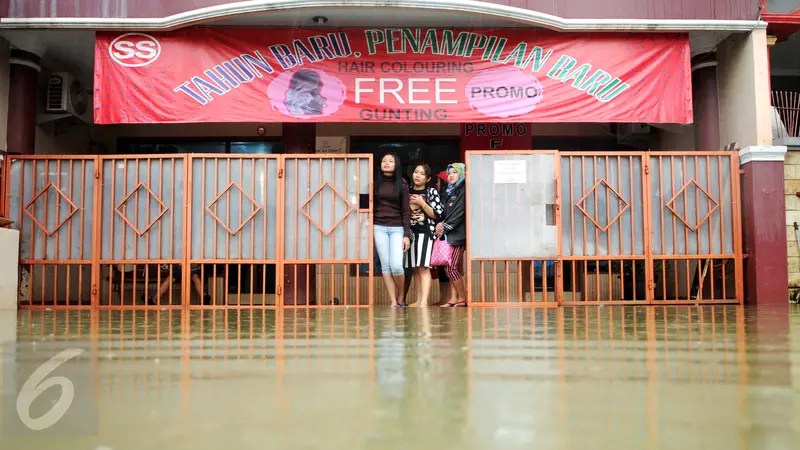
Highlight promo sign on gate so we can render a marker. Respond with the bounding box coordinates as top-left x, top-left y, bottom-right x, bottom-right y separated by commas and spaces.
95, 28, 692, 124
460, 123, 533, 152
